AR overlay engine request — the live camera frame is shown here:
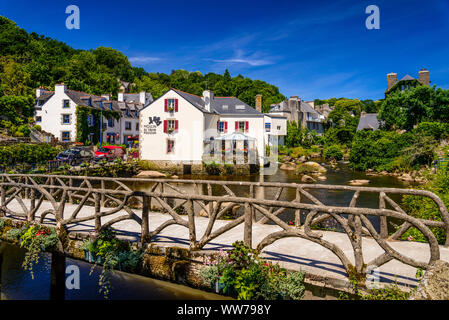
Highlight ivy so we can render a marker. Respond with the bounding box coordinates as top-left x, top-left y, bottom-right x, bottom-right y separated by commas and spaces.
75, 105, 121, 145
